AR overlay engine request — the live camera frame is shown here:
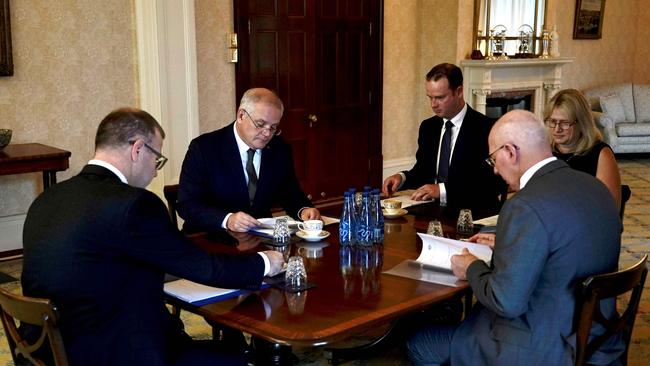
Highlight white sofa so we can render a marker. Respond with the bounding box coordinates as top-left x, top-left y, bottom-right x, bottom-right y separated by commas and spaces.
583, 83, 650, 153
